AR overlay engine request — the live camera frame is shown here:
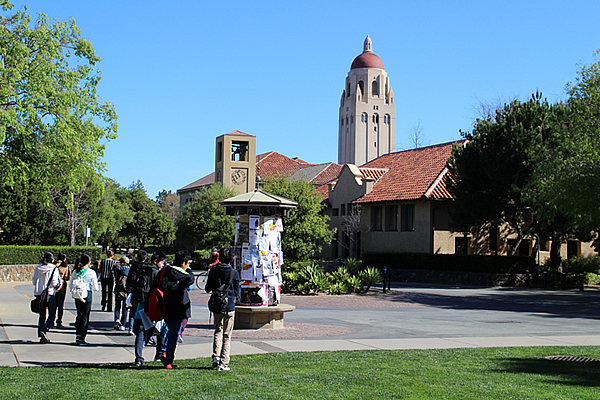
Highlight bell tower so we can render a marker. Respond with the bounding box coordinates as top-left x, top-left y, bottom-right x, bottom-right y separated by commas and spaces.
215, 130, 257, 194
338, 36, 396, 165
